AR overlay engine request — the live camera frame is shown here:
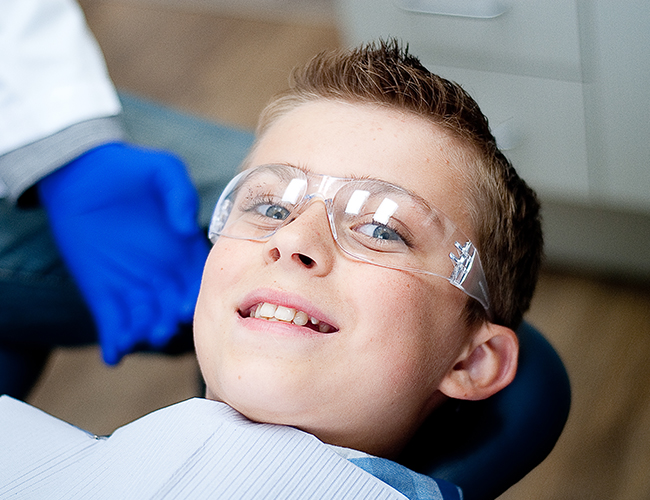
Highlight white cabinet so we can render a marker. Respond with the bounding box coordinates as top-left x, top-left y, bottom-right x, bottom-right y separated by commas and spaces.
349, 0, 583, 82
425, 65, 589, 203
335, 0, 650, 213
578, 1, 650, 213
